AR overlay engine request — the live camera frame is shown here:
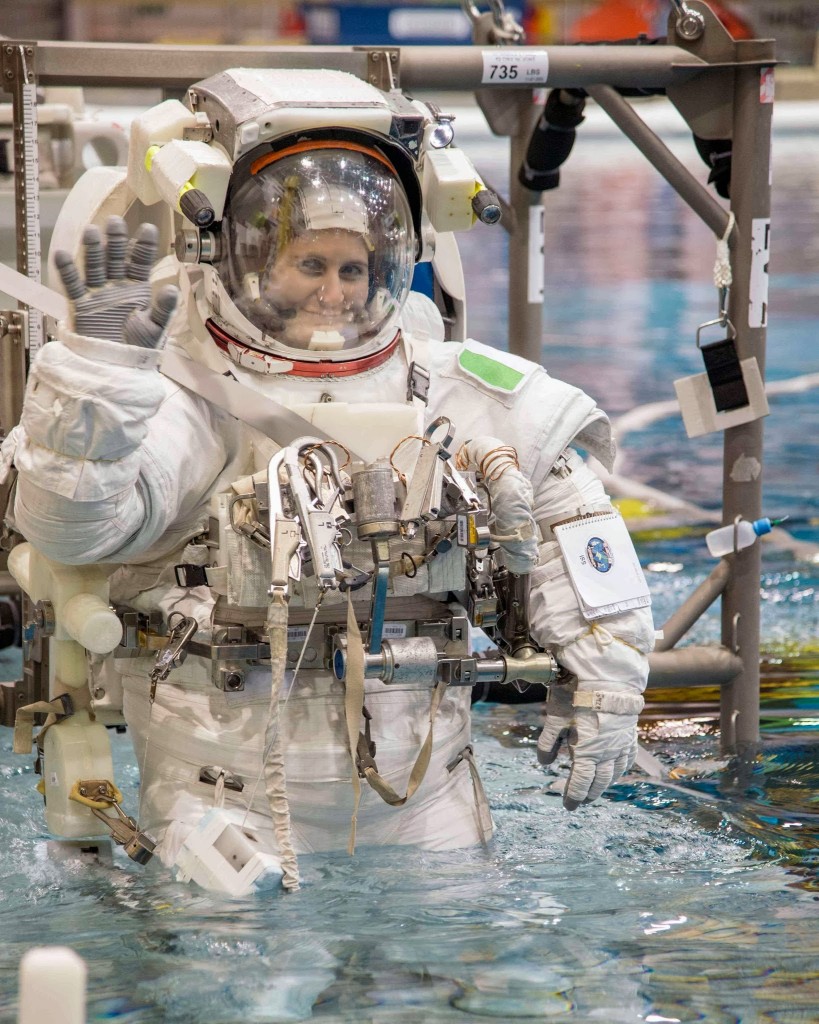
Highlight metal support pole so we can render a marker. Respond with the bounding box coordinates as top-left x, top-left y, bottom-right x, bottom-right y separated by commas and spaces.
719, 61, 773, 756
507, 93, 544, 364
654, 559, 731, 652
586, 84, 731, 239
648, 646, 742, 688
2, 43, 43, 358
